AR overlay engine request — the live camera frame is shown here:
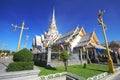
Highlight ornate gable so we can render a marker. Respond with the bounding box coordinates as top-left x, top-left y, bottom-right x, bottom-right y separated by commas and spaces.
79, 27, 86, 36
91, 32, 99, 44
87, 32, 100, 47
